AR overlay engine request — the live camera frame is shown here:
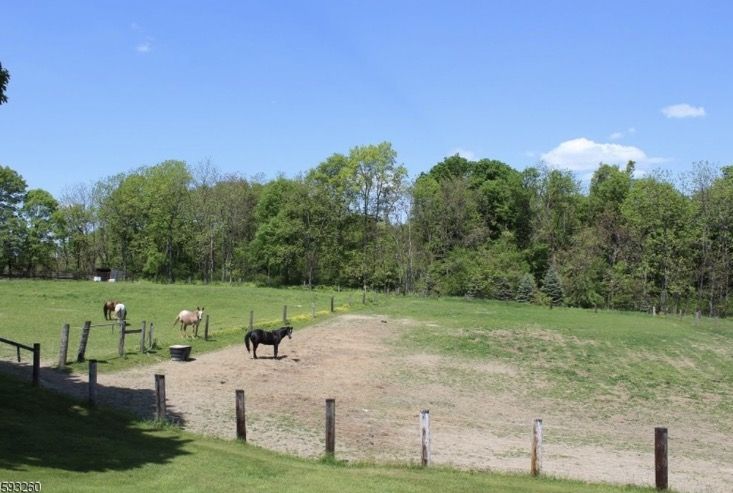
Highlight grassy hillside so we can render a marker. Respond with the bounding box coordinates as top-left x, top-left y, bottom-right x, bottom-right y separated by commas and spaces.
367, 296, 733, 422
0, 372, 657, 493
